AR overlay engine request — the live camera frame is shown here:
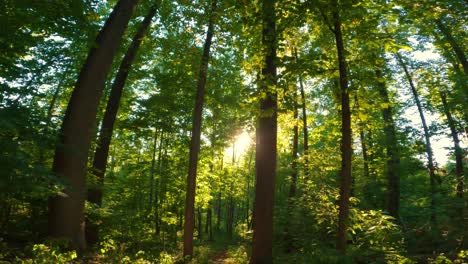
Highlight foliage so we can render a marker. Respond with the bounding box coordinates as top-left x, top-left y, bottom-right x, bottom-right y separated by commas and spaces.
0, 0, 466, 263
